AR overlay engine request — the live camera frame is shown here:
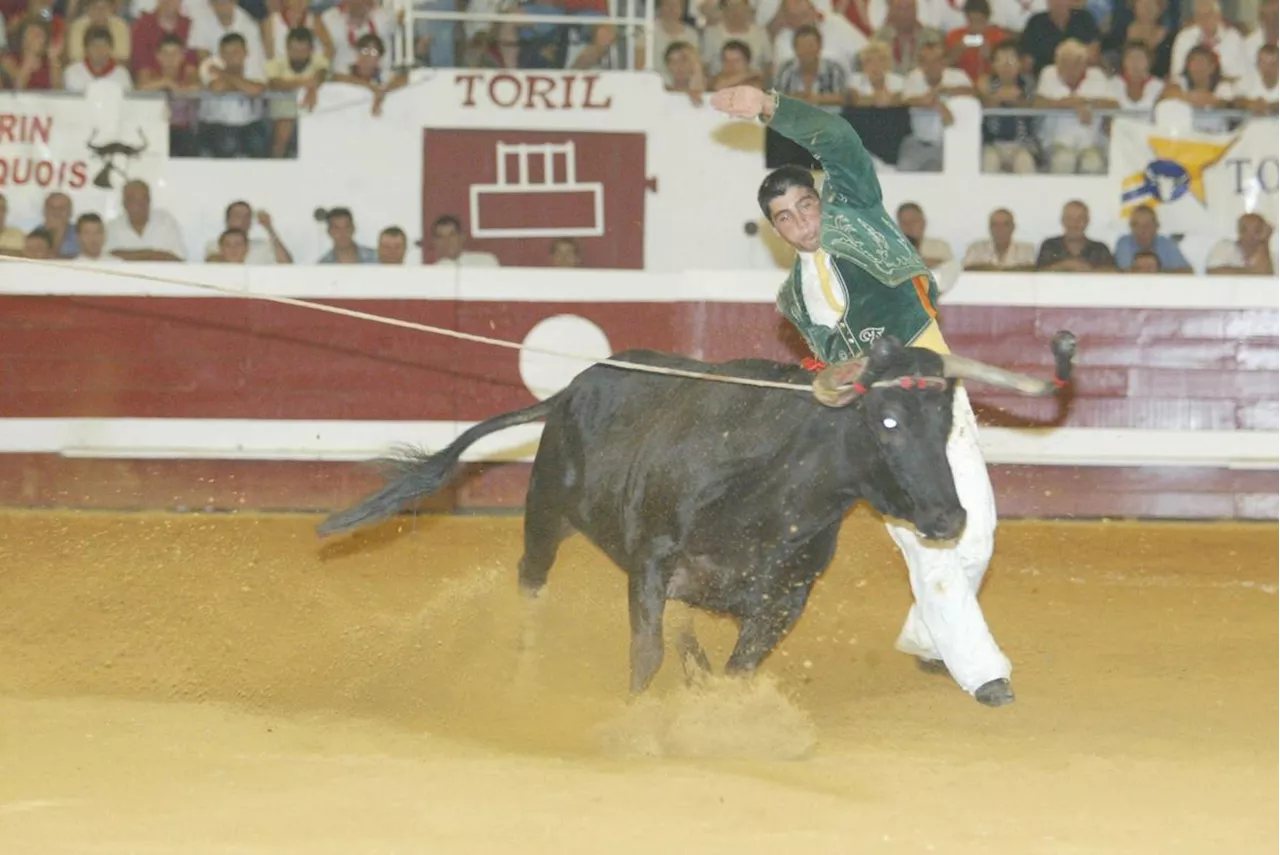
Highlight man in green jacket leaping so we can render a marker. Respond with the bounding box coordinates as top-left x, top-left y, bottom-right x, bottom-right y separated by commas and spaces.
711, 85, 1014, 708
